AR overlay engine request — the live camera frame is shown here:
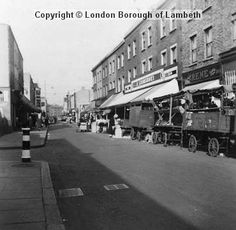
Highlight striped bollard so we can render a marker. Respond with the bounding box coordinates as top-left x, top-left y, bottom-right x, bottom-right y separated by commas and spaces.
22, 128, 31, 162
